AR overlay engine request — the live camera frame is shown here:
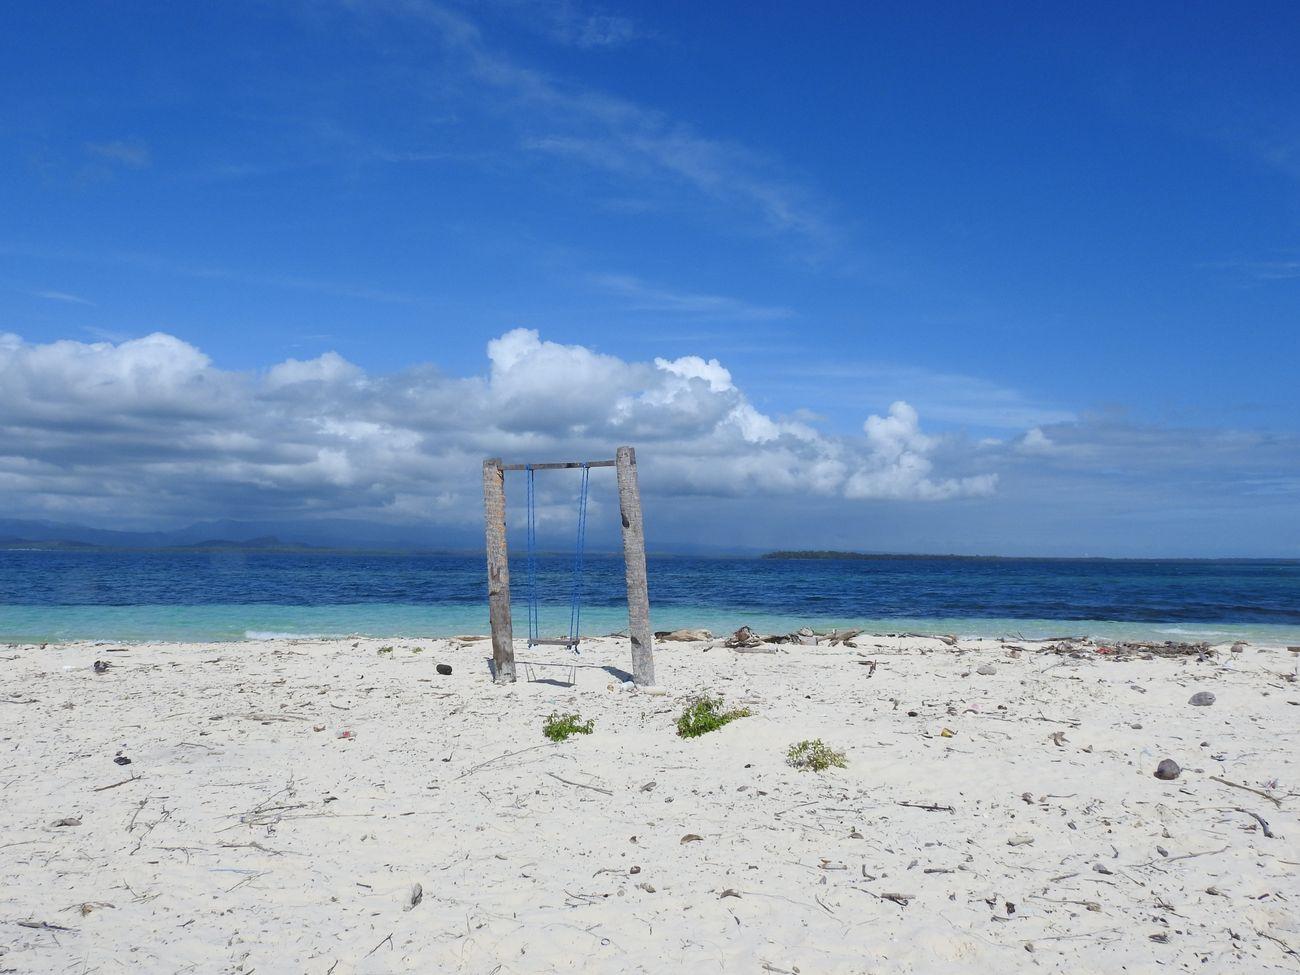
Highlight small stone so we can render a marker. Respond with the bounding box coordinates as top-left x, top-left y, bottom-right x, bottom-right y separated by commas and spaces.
1092, 862, 1113, 875
1188, 691, 1215, 706
1154, 759, 1181, 780
436, 663, 453, 676
1007, 835, 1035, 847
93, 660, 110, 674
976, 664, 996, 676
